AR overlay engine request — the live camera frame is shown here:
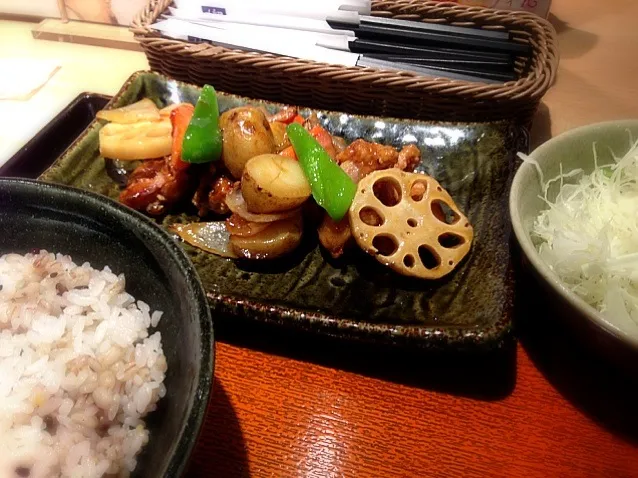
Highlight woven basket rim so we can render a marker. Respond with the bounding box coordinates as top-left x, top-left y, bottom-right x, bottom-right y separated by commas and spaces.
130, 0, 558, 94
